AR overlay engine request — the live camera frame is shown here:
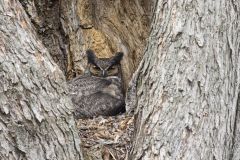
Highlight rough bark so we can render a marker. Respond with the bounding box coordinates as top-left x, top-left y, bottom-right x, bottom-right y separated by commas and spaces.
130, 0, 240, 159
19, 0, 68, 74
0, 1, 83, 159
